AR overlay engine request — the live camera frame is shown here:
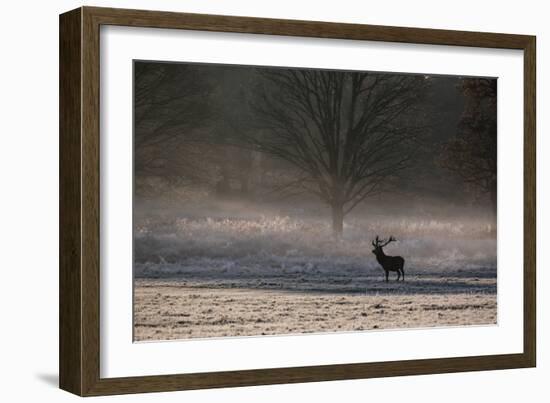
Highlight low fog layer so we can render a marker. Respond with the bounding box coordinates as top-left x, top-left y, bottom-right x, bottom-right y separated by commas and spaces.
135, 197, 496, 273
